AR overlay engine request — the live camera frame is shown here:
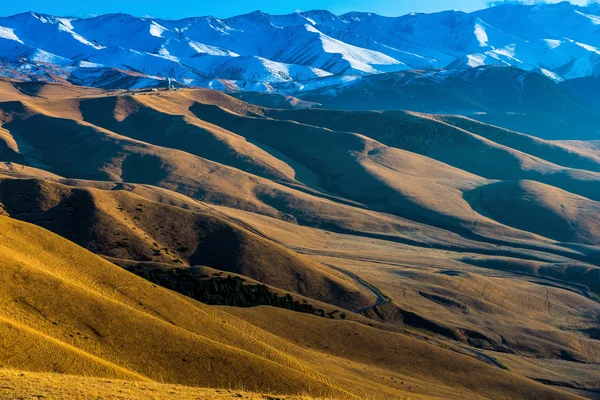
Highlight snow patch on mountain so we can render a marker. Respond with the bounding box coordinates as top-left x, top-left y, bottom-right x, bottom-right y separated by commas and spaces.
149, 21, 168, 38
0, 26, 22, 43
2, 3, 600, 89
474, 23, 488, 47
536, 68, 564, 82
